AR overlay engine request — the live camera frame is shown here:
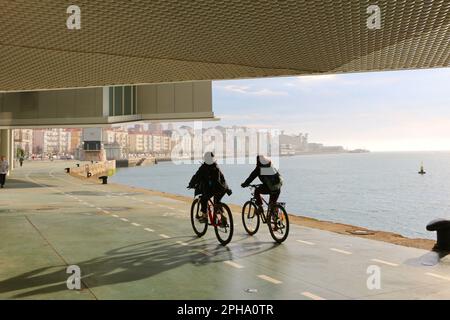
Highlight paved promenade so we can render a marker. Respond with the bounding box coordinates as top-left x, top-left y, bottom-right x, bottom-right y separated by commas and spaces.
0, 161, 449, 299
